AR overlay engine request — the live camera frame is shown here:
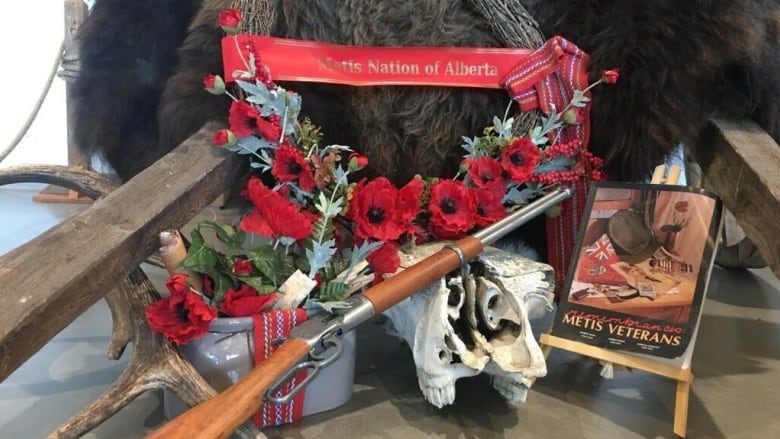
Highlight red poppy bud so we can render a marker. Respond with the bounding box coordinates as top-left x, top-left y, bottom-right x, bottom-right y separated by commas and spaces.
348, 152, 369, 171
218, 8, 242, 34
459, 159, 471, 174
212, 129, 237, 147
600, 69, 620, 84
203, 74, 225, 95
562, 108, 585, 126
